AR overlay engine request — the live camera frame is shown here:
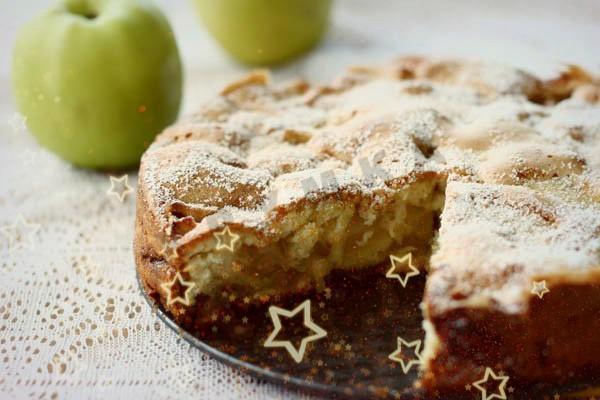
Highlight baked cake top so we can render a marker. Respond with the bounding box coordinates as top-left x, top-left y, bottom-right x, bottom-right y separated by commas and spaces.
138, 57, 600, 315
